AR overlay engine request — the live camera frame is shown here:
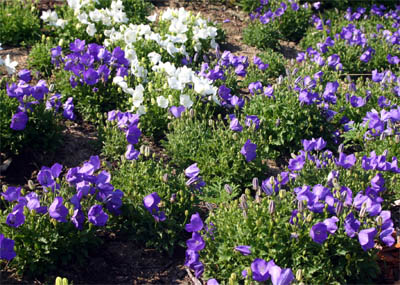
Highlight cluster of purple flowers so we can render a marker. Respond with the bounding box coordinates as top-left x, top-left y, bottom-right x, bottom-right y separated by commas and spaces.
250, 0, 306, 24
184, 163, 206, 191
266, 137, 396, 250
0, 156, 124, 261
6, 69, 74, 130
51, 39, 130, 89
244, 258, 294, 284
107, 110, 141, 160
143, 192, 166, 222
229, 114, 260, 132
184, 213, 206, 278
